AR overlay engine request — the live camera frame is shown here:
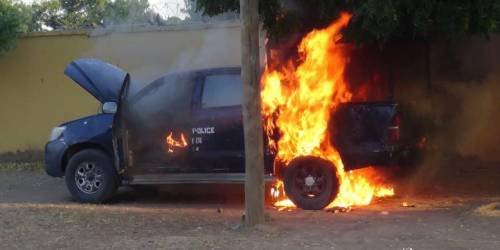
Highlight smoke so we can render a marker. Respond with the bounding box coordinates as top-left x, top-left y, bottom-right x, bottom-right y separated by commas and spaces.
86, 20, 245, 85
393, 36, 500, 194
446, 77, 500, 161
164, 25, 241, 72
422, 37, 500, 162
